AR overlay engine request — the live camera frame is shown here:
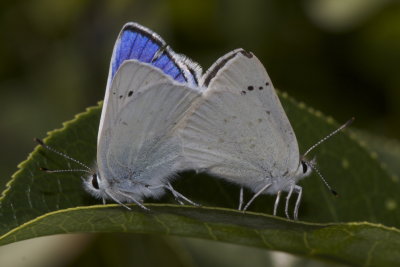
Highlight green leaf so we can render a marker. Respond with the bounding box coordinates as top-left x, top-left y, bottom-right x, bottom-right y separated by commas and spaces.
352, 130, 400, 178
1, 205, 400, 267
1, 93, 400, 266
